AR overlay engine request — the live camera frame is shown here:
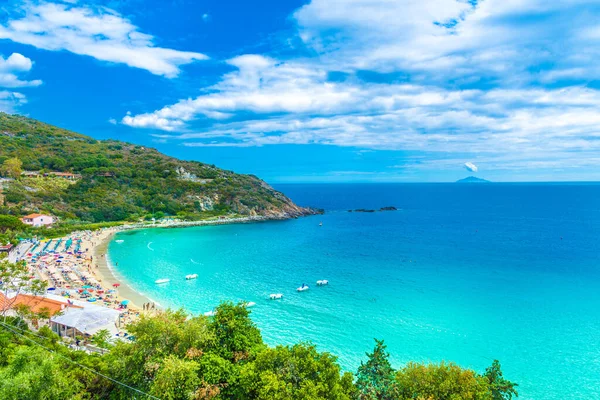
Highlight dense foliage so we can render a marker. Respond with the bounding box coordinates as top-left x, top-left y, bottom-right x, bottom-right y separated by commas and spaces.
0, 303, 518, 400
0, 113, 312, 224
